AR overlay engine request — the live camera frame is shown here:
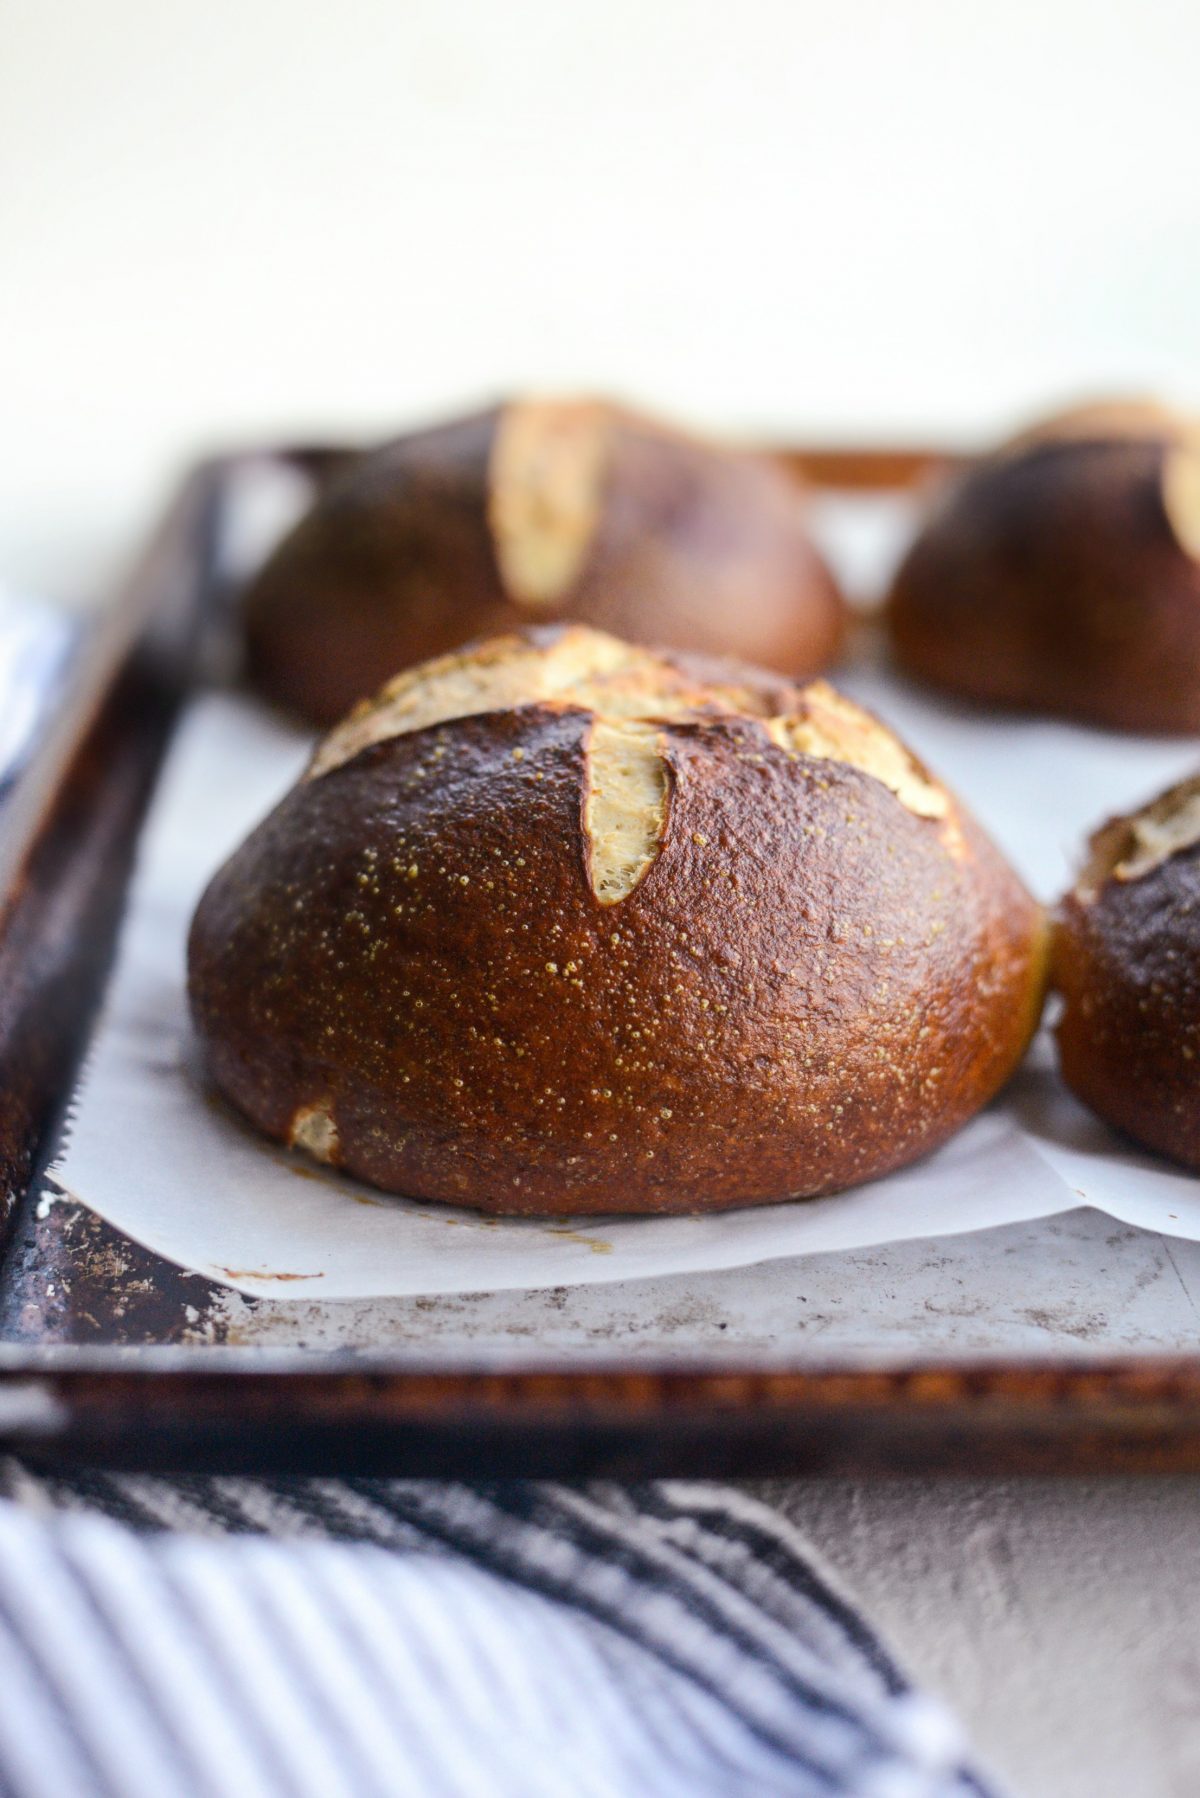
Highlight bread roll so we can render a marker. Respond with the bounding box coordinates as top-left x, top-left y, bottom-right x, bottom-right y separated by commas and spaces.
242, 398, 844, 725
887, 400, 1200, 733
189, 626, 1046, 1214
1056, 773, 1200, 1164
